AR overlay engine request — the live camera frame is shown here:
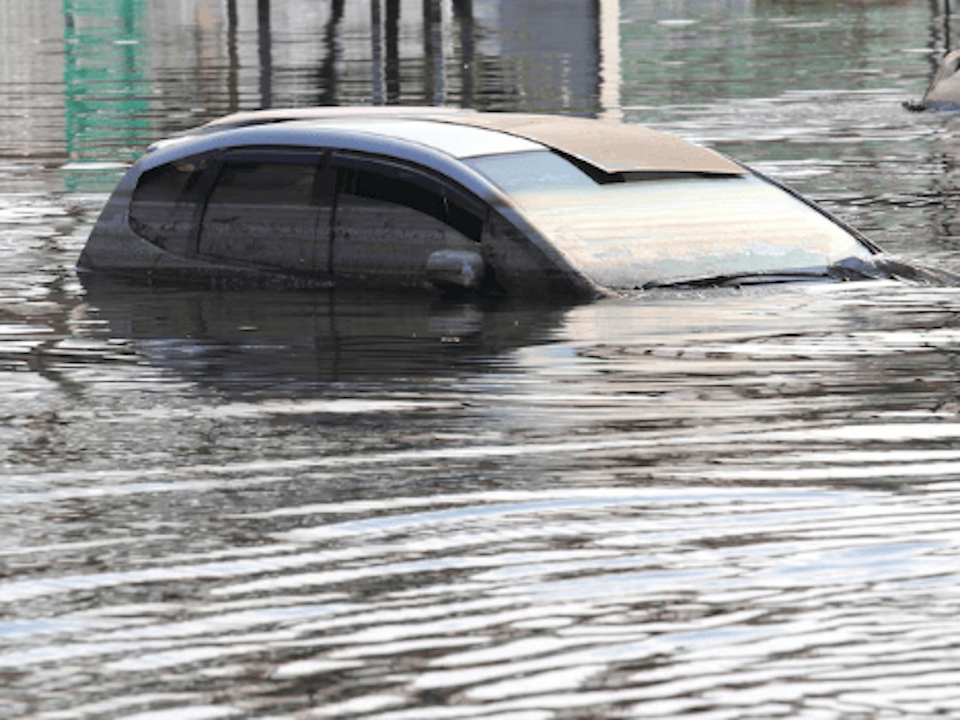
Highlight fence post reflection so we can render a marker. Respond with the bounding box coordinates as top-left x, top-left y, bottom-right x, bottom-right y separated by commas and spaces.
947, 0, 952, 51
319, 0, 345, 105
226, 0, 239, 112
218, 0, 609, 113
61, 0, 610, 121
386, 0, 401, 103
371, 0, 384, 104
423, 0, 445, 105
257, 0, 272, 108
452, 0, 475, 107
